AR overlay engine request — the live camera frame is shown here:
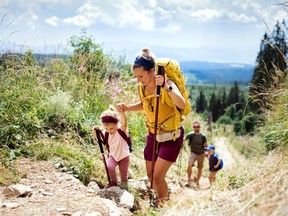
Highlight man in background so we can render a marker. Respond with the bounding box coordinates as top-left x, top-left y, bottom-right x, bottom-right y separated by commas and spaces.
185, 121, 208, 187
